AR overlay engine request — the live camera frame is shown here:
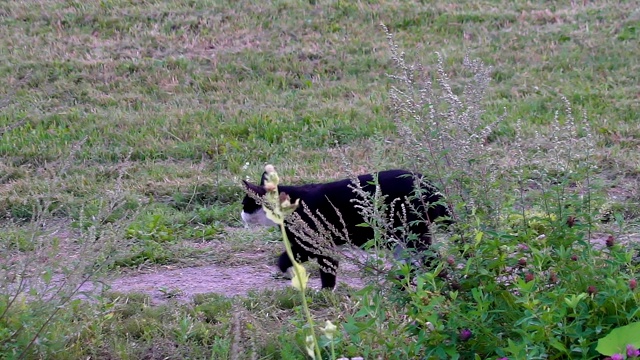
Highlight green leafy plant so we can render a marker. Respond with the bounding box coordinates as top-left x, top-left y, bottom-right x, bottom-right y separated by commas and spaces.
597, 322, 640, 358
336, 25, 640, 360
